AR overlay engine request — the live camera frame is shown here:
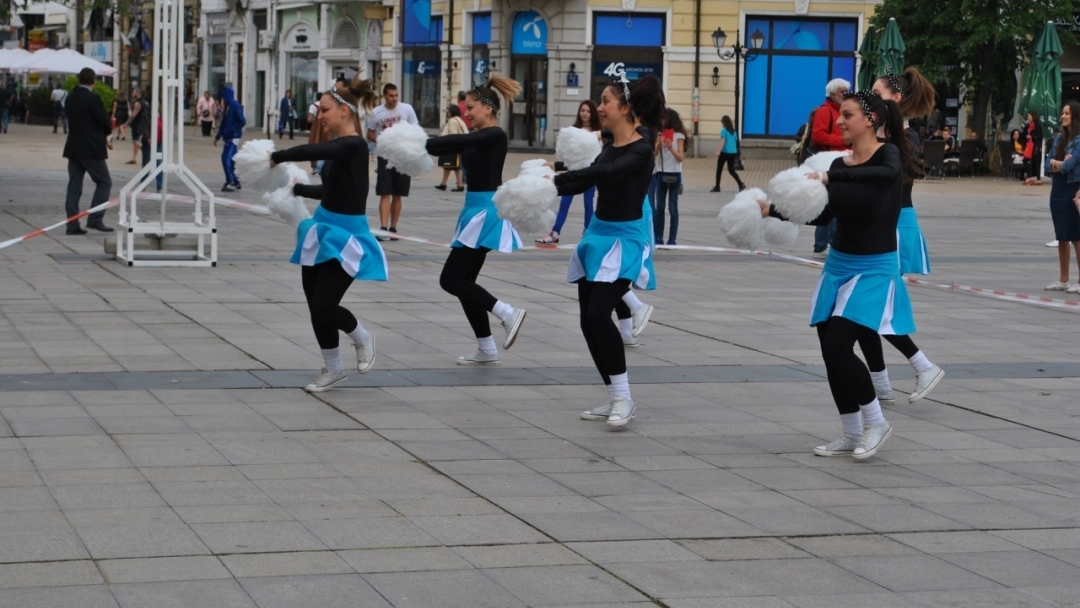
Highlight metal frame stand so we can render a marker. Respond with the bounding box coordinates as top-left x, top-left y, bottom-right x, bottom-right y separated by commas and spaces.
116, 0, 217, 267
